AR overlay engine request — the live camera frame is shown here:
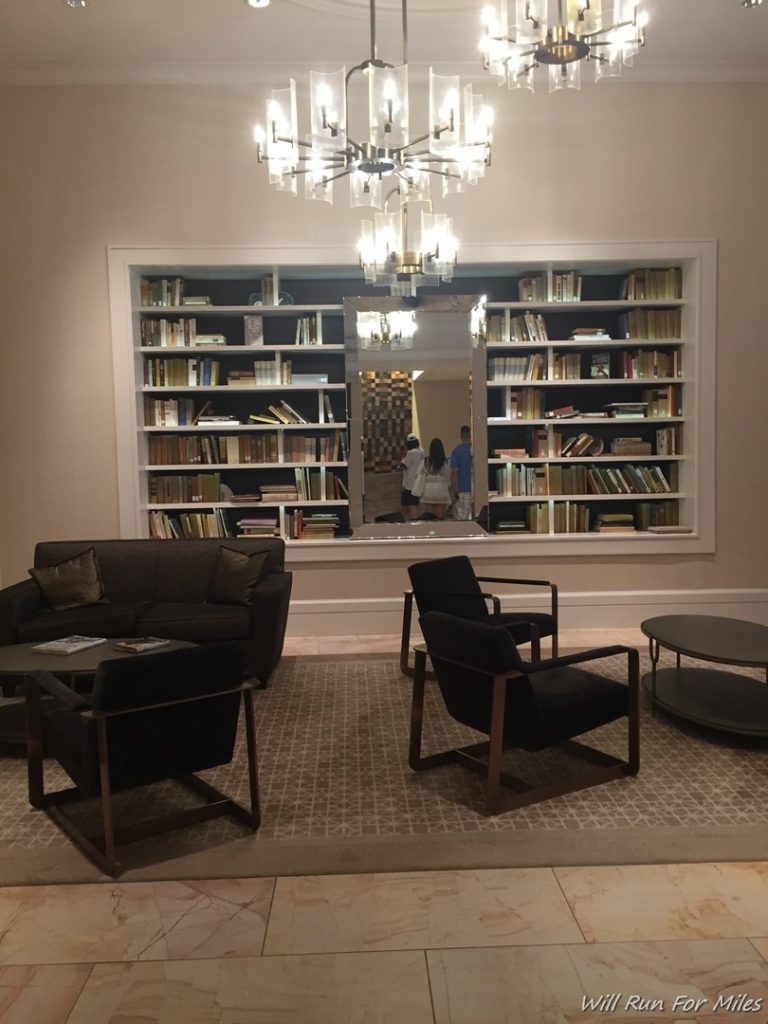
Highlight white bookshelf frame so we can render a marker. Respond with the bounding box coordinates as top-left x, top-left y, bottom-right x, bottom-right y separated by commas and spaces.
108, 241, 716, 559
